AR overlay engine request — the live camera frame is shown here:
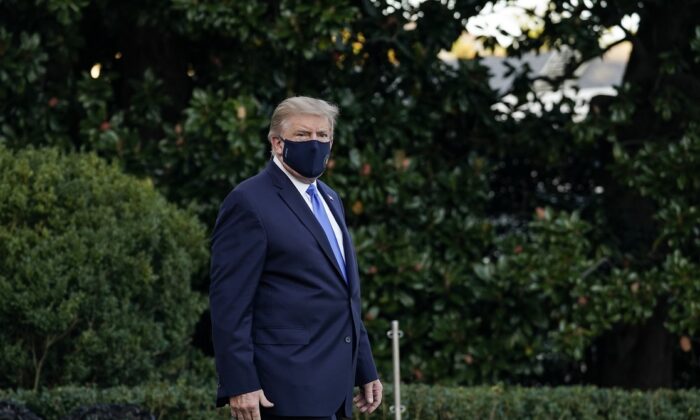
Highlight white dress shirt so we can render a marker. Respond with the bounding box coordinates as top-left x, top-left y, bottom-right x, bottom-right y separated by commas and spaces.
273, 155, 346, 260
